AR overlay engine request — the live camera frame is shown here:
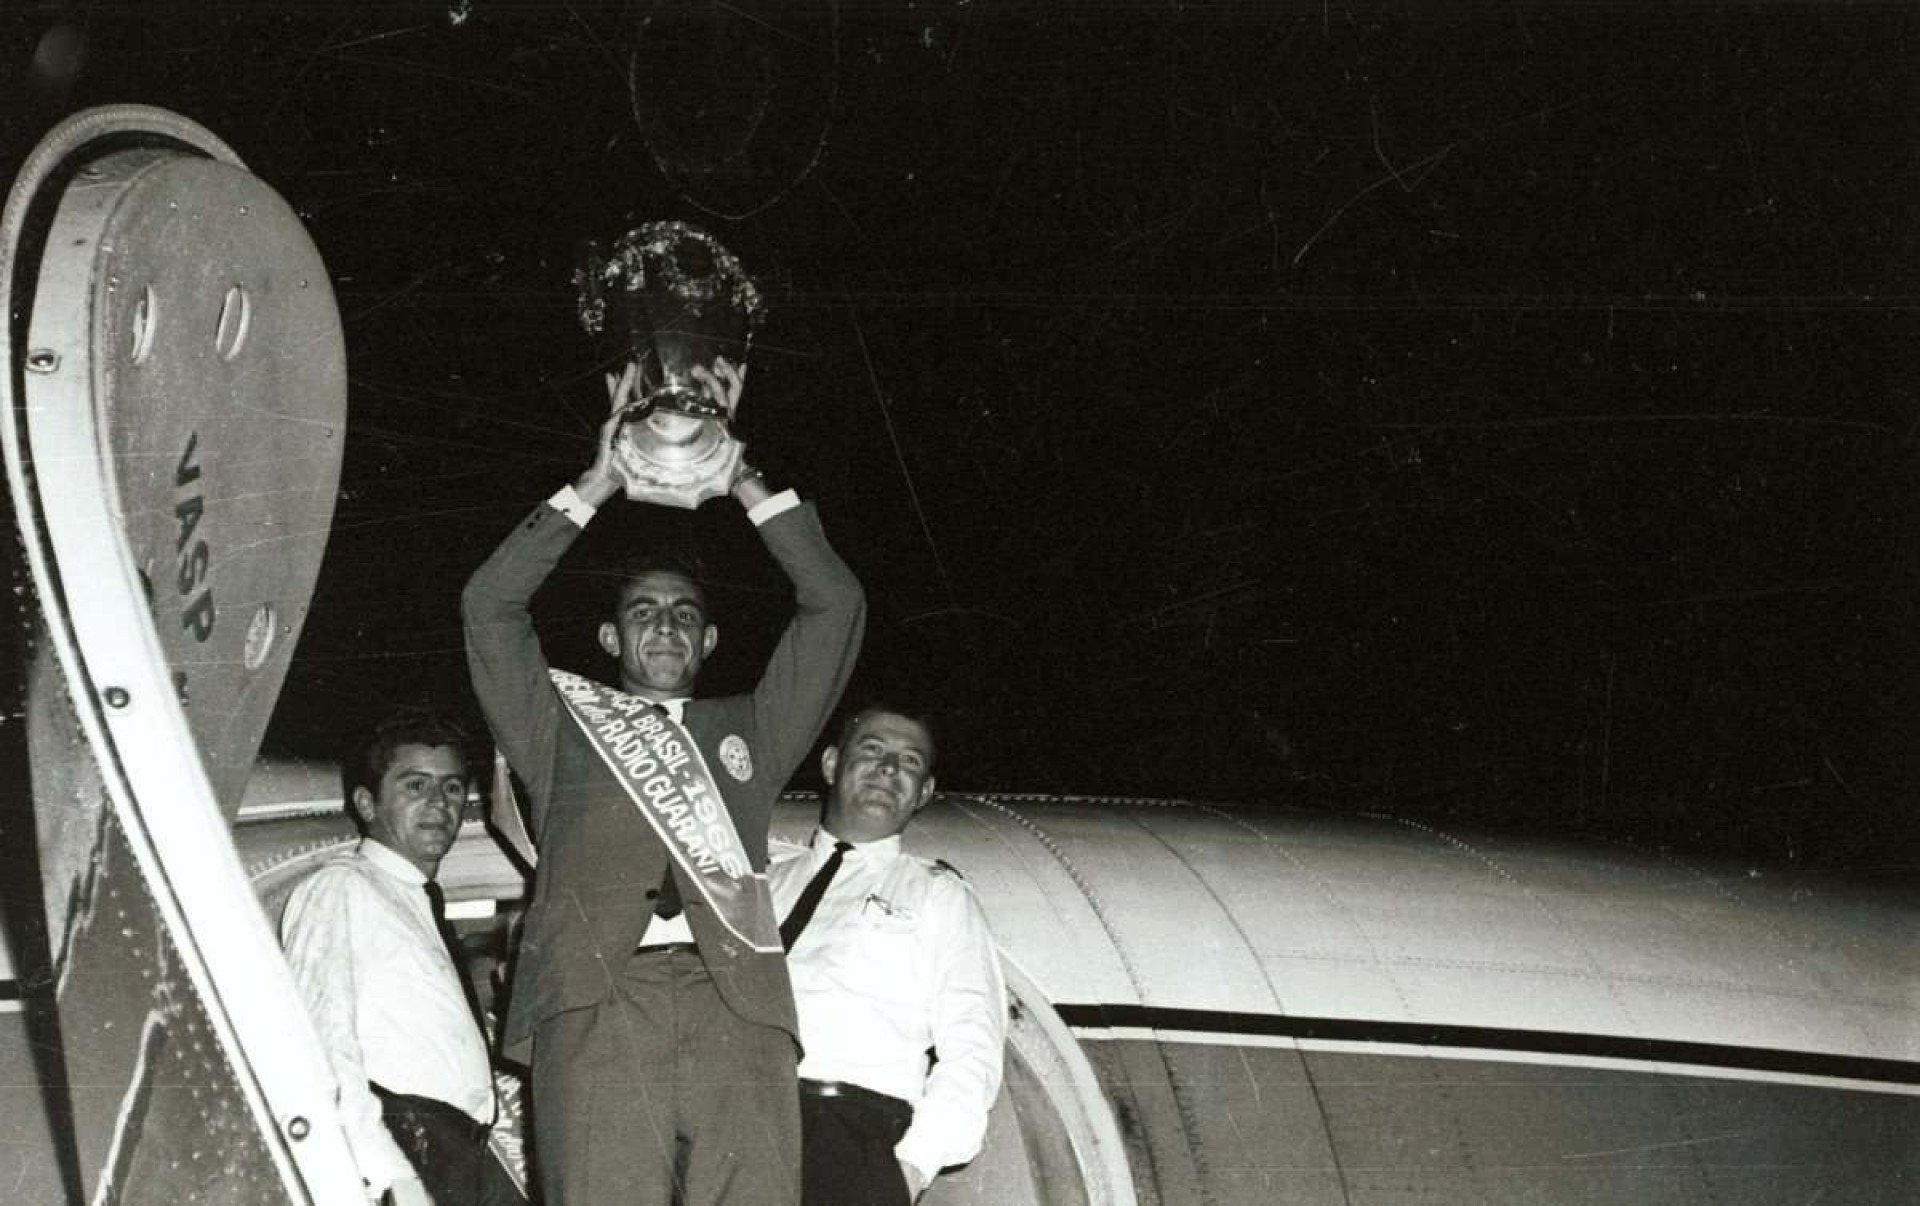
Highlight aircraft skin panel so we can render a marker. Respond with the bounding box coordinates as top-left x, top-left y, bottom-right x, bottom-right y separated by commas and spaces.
52, 807, 307, 1204
12, 642, 351, 1205
896, 797, 1918, 1076
962, 802, 1286, 1012
1079, 1036, 1347, 1206
1085, 1037, 1920, 1204
1139, 810, 1430, 1024
861, 797, 1146, 1006
1663, 888, 1920, 997
1218, 821, 1709, 1038
80, 154, 344, 821
1314, 1049, 1920, 1204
